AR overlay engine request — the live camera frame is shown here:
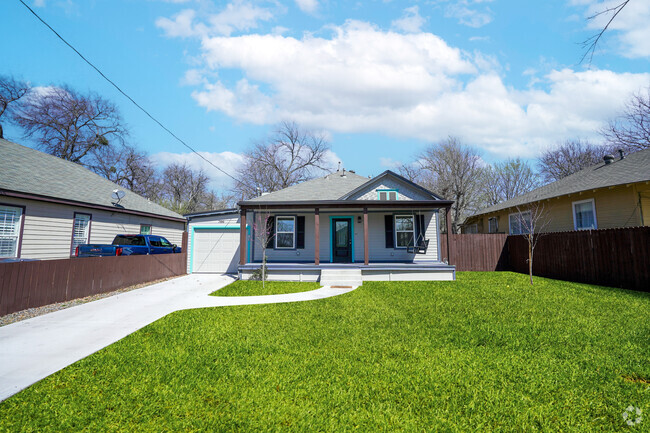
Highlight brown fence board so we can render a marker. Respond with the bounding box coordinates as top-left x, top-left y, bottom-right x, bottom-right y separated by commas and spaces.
0, 234, 188, 316
440, 234, 509, 271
